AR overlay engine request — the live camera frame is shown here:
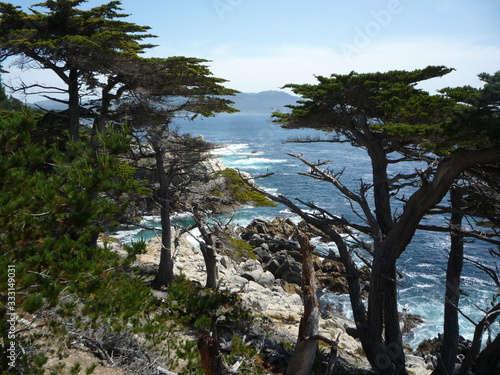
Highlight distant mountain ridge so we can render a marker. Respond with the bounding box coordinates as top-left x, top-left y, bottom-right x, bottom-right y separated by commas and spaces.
31, 90, 298, 115
227, 90, 298, 114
